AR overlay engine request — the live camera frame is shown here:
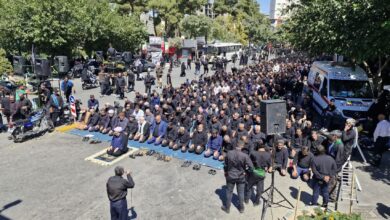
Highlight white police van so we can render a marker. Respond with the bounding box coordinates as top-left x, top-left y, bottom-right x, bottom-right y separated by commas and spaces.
307, 61, 375, 119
